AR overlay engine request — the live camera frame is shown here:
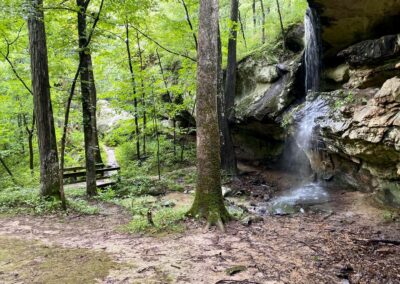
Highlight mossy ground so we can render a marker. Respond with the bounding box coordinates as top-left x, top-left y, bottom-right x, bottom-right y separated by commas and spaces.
0, 237, 116, 283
